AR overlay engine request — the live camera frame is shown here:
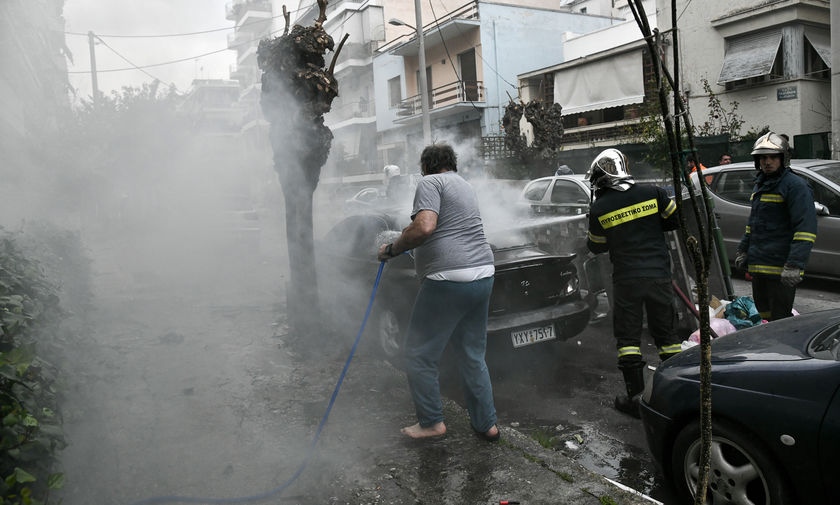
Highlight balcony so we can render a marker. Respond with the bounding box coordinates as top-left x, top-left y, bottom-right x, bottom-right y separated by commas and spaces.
380, 1, 479, 56
227, 31, 252, 49
225, 0, 272, 22
395, 80, 485, 122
